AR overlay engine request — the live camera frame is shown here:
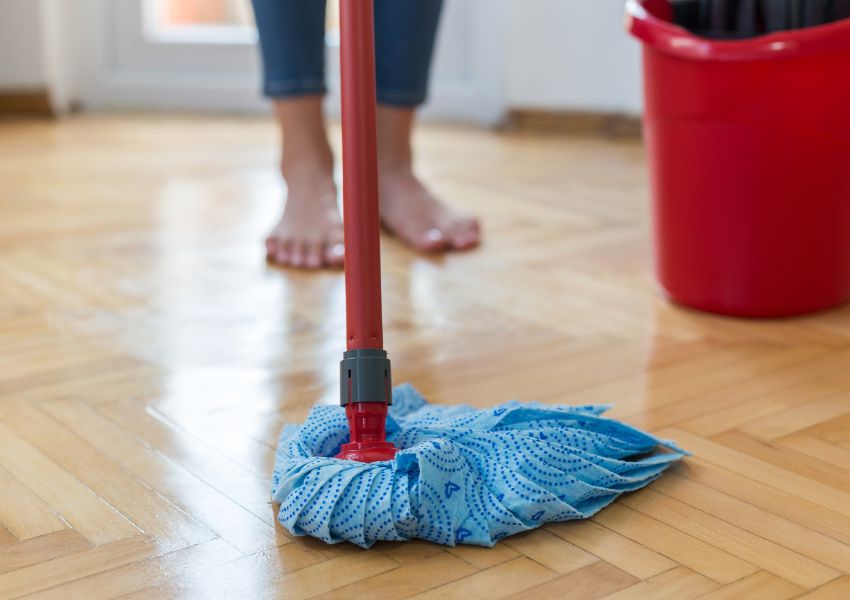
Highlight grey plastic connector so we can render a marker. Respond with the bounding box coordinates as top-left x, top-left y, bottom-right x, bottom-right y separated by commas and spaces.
340, 349, 392, 406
